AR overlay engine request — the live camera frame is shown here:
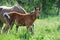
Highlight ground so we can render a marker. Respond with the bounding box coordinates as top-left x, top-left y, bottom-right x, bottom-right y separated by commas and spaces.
0, 16, 60, 40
